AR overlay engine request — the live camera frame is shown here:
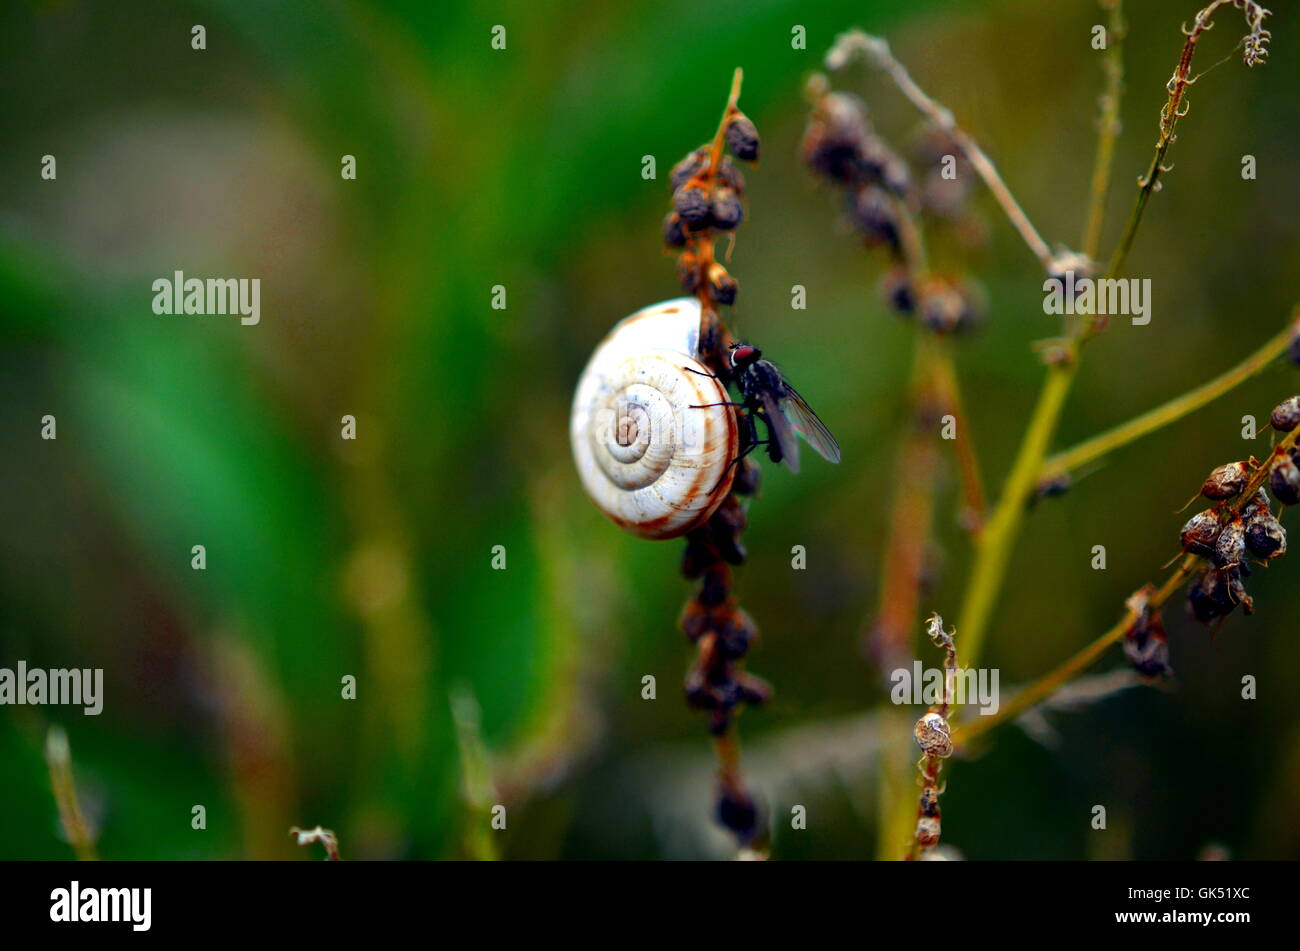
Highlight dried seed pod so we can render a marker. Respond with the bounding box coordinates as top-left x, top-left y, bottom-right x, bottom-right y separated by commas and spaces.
917, 279, 971, 334
920, 170, 969, 218
847, 185, 899, 248
914, 711, 953, 758
1223, 565, 1254, 614
735, 672, 772, 706
880, 266, 915, 316
662, 212, 686, 248
670, 148, 708, 191
1201, 461, 1250, 500
1212, 516, 1246, 567
707, 263, 738, 305
860, 136, 911, 196
1123, 609, 1173, 679
1180, 509, 1222, 557
716, 157, 746, 194
802, 91, 873, 183
1269, 395, 1300, 432
725, 114, 760, 162
711, 187, 744, 231
715, 610, 756, 660
673, 184, 712, 226
715, 784, 762, 844
1244, 508, 1287, 559
1187, 566, 1251, 624
1240, 488, 1271, 519
1270, 453, 1300, 506
678, 600, 713, 643
915, 817, 941, 849
684, 669, 713, 709
1048, 251, 1094, 285
919, 785, 942, 818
